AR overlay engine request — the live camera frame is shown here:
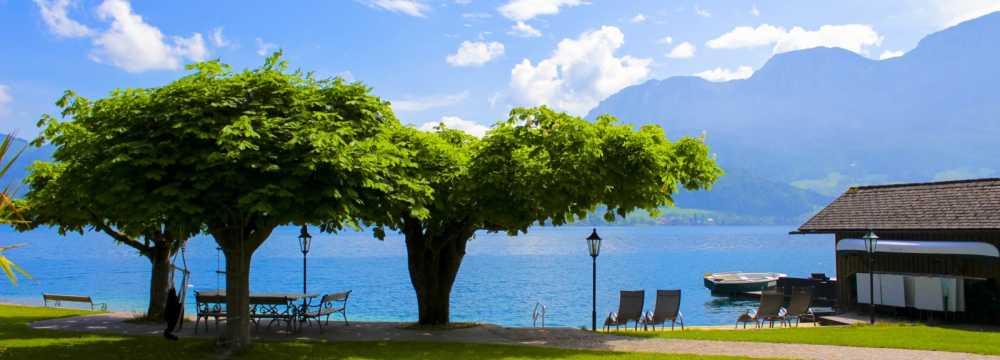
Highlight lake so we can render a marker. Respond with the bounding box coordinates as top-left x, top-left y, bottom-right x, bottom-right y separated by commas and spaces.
0, 225, 833, 327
